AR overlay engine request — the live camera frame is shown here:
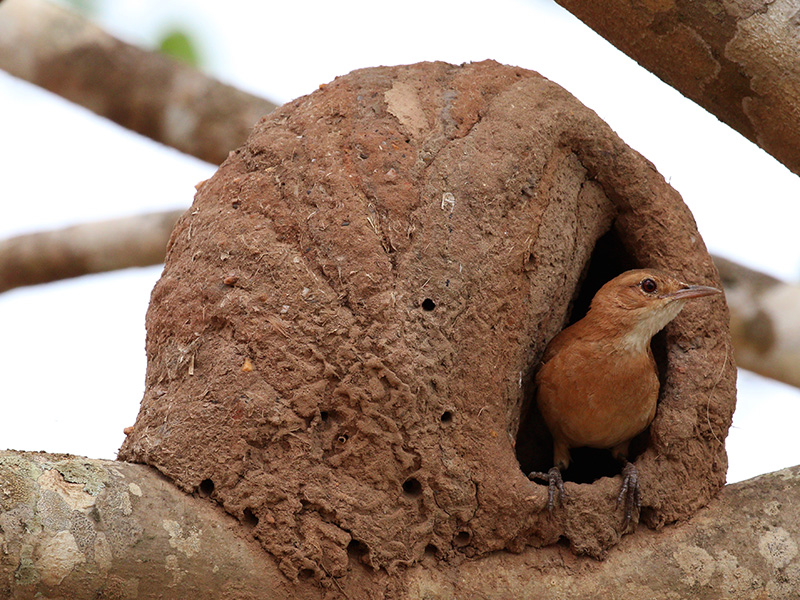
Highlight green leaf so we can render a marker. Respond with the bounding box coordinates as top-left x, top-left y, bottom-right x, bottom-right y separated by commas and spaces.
158, 30, 201, 67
